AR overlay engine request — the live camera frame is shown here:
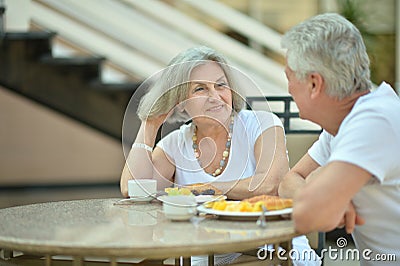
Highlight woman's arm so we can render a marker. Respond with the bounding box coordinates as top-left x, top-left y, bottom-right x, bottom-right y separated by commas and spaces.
212, 126, 289, 200
120, 118, 175, 197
